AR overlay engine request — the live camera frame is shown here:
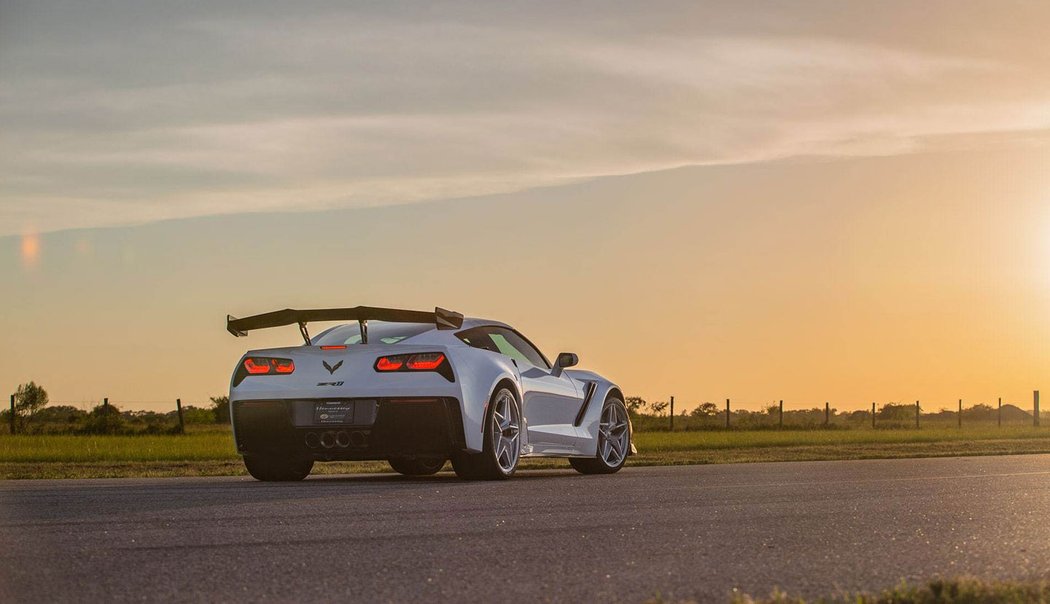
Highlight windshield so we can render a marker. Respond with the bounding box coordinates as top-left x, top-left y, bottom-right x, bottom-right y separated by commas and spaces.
311, 322, 432, 346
